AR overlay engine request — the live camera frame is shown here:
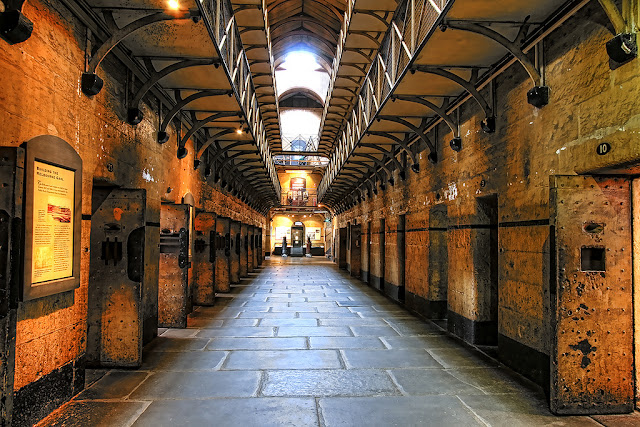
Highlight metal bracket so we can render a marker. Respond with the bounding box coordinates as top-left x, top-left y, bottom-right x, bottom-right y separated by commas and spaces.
358, 143, 404, 178
412, 66, 495, 132
376, 116, 436, 153
367, 129, 420, 172
81, 10, 199, 96
353, 154, 394, 185
177, 112, 240, 158
127, 59, 218, 125
442, 19, 549, 108
195, 128, 235, 157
